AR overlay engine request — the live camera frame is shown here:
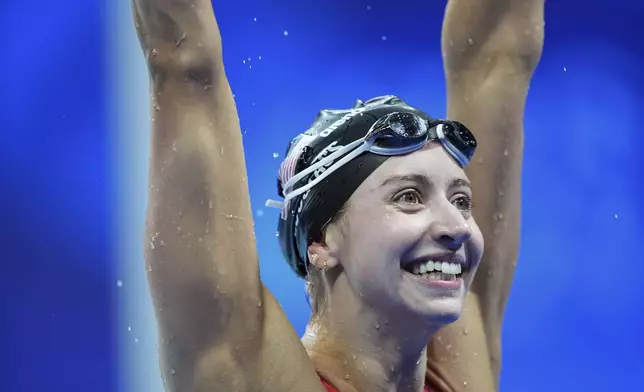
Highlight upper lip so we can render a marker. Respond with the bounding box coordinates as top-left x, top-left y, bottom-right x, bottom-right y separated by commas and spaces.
401, 252, 468, 270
